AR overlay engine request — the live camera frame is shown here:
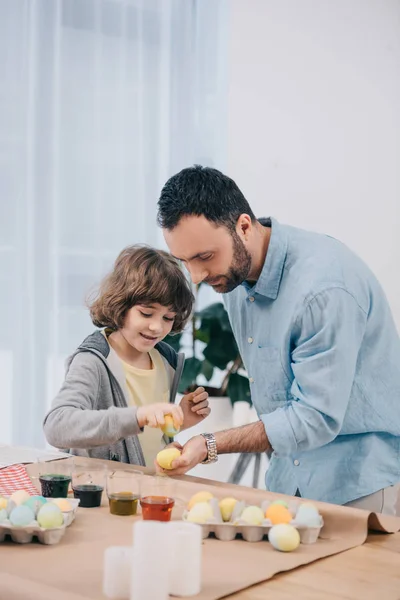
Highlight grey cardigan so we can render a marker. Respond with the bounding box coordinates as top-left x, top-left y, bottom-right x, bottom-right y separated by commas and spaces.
43, 330, 184, 466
